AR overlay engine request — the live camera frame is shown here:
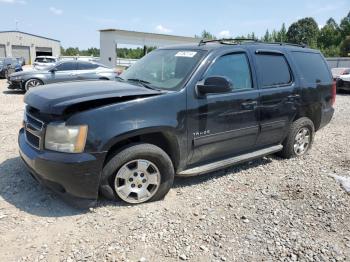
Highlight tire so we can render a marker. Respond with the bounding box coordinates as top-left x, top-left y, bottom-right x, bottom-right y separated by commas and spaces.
100, 143, 174, 204
277, 117, 315, 159
25, 79, 43, 91
4, 70, 9, 79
